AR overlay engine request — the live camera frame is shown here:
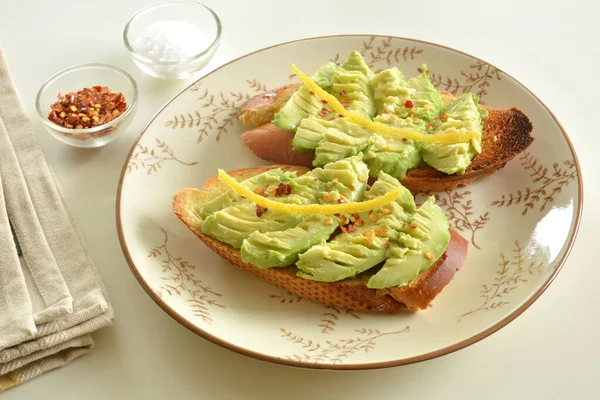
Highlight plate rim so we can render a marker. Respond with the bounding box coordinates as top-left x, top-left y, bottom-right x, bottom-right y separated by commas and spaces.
115, 34, 584, 370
